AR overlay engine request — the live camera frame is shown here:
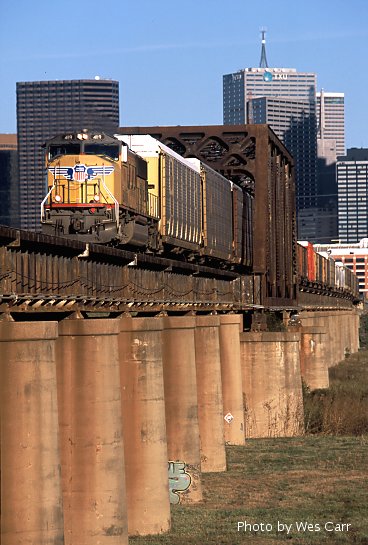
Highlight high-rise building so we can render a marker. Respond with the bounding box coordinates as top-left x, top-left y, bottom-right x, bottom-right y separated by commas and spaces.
223, 33, 317, 239
337, 148, 368, 243
223, 67, 316, 126
316, 91, 345, 158
314, 91, 345, 244
0, 134, 19, 227
16, 79, 119, 231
